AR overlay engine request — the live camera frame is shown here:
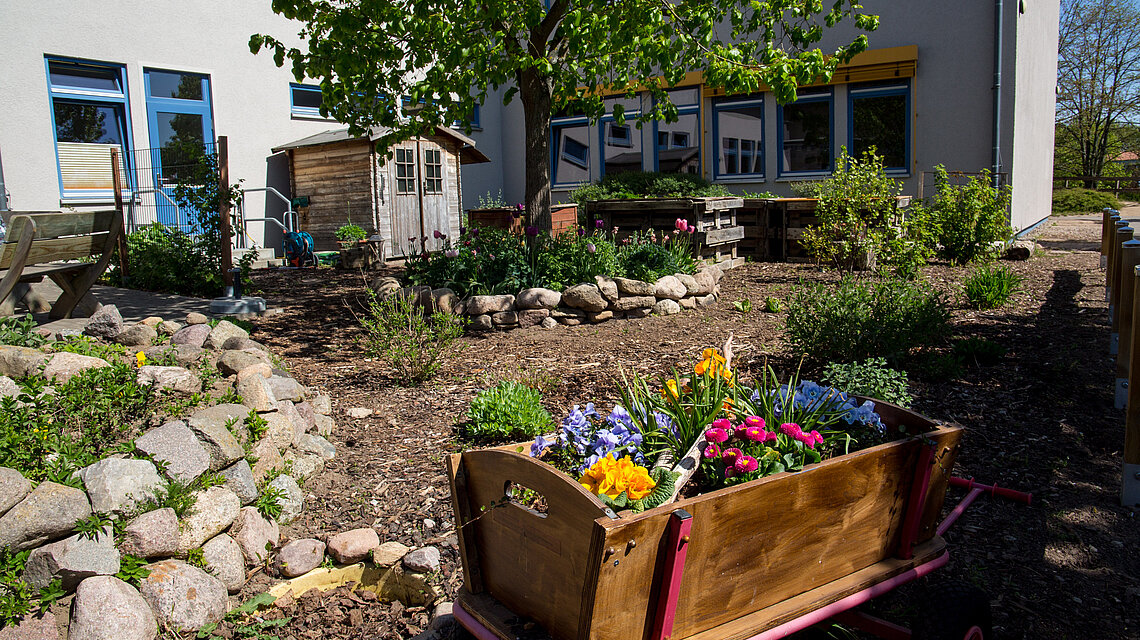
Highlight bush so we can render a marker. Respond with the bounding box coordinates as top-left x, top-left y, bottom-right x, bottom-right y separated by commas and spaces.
1052, 188, 1120, 214
335, 221, 367, 243
786, 276, 951, 363
569, 171, 729, 206
926, 166, 1013, 264
617, 230, 697, 282
0, 315, 46, 348
358, 290, 465, 385
466, 381, 553, 441
821, 357, 913, 407
963, 263, 1023, 309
